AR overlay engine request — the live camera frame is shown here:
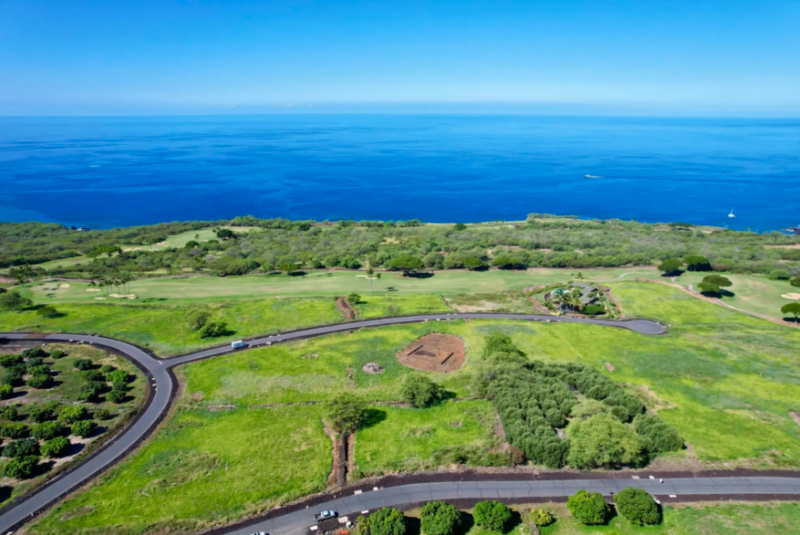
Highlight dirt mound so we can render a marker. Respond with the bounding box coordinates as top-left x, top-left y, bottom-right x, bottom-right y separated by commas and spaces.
362, 362, 385, 374
396, 333, 465, 373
